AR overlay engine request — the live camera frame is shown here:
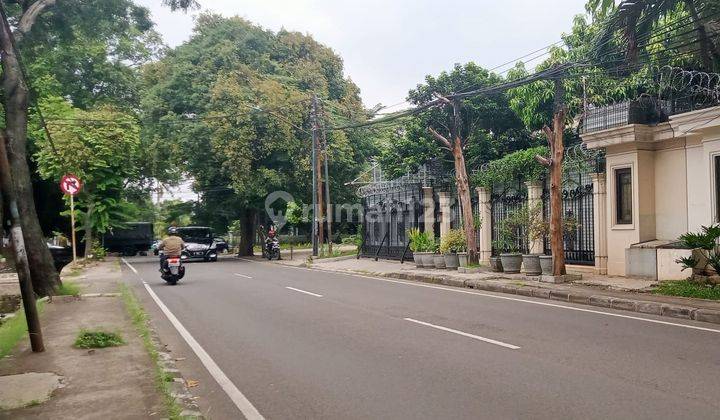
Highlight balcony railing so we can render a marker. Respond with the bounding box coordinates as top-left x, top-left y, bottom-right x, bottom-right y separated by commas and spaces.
581, 96, 719, 134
